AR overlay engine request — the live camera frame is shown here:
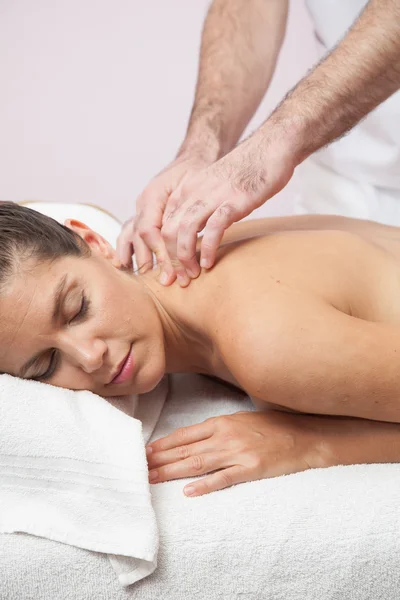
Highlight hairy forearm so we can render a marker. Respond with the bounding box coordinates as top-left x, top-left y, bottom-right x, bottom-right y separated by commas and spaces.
179, 0, 288, 162
310, 414, 400, 469
261, 0, 400, 165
